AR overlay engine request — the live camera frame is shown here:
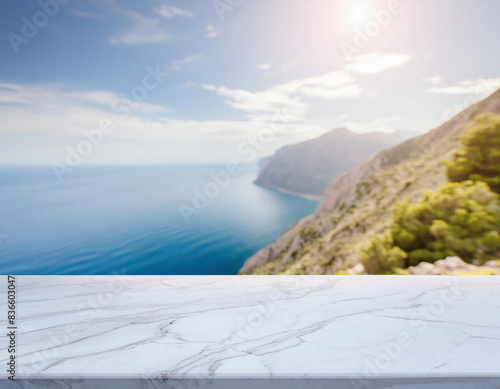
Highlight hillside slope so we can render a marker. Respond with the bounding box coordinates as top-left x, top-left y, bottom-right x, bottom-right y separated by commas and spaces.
240, 90, 500, 275
255, 128, 401, 198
